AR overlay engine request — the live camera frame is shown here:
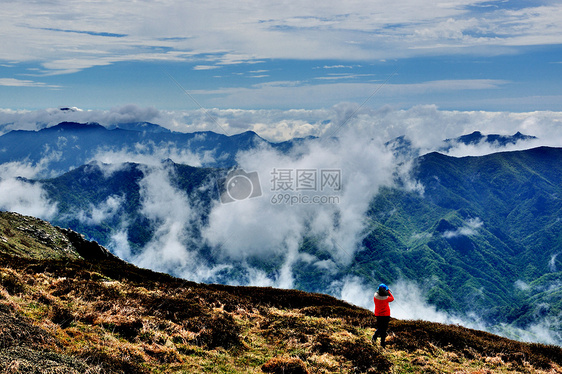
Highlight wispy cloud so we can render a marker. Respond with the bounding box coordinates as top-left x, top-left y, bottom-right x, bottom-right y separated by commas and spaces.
442, 218, 483, 239
4, 104, 562, 148
0, 78, 60, 88
314, 73, 375, 80
187, 79, 509, 108
193, 65, 221, 71
2, 1, 562, 75
34, 27, 128, 38
320, 65, 357, 69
